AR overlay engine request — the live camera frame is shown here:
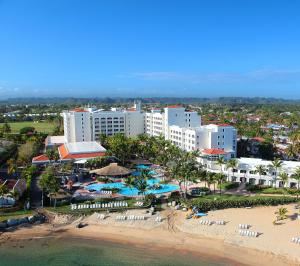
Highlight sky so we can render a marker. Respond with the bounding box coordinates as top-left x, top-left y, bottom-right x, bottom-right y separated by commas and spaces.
0, 0, 300, 99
